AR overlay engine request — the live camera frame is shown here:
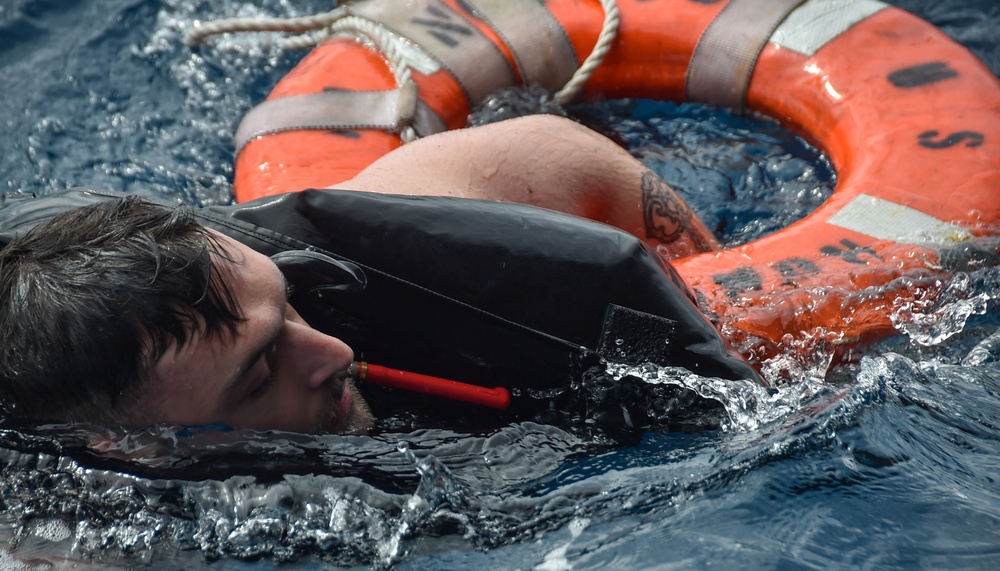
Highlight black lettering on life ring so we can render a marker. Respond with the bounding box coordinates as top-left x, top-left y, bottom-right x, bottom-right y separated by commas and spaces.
918, 130, 985, 149
712, 267, 763, 299
820, 239, 879, 265
411, 5, 473, 48
773, 258, 820, 285
887, 62, 958, 88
